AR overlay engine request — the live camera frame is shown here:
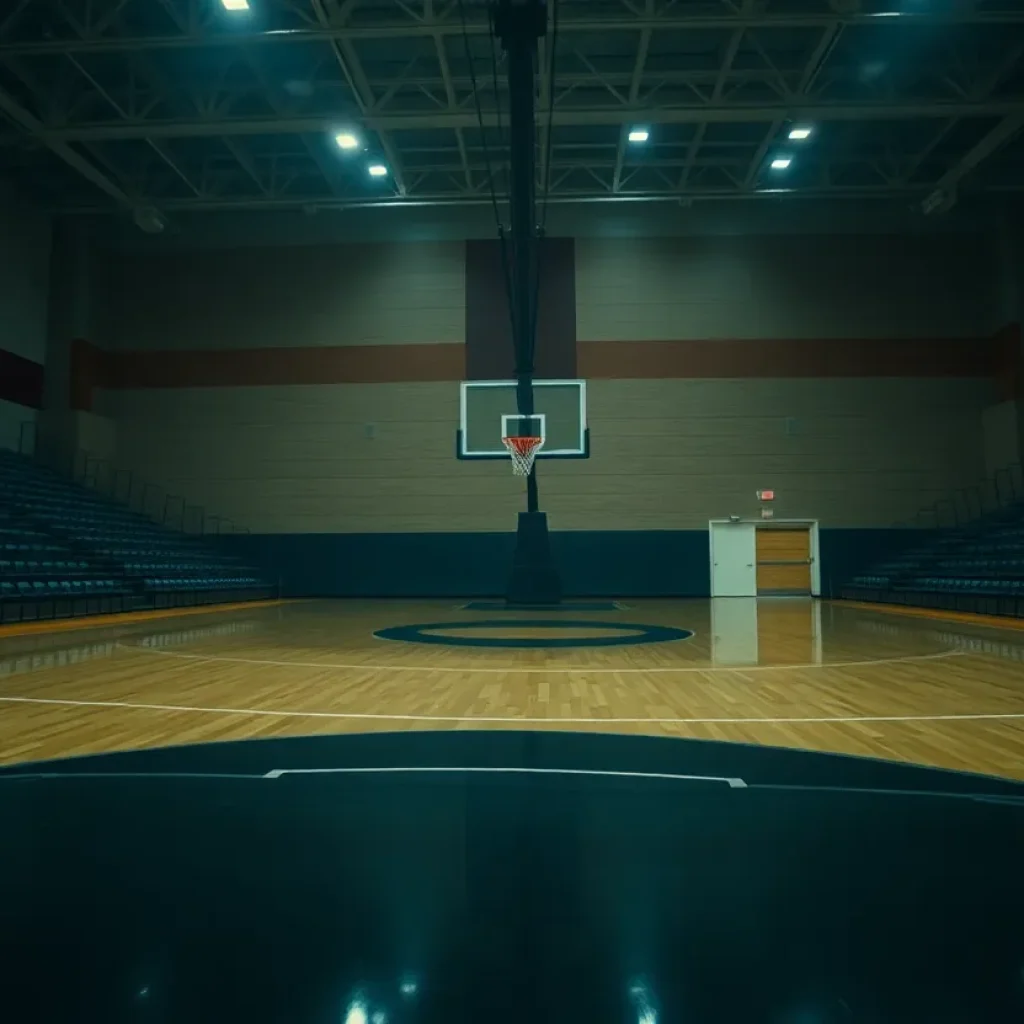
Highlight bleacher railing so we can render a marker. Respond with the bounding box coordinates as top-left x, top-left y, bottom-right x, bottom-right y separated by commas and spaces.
15, 421, 250, 539
894, 462, 1023, 531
